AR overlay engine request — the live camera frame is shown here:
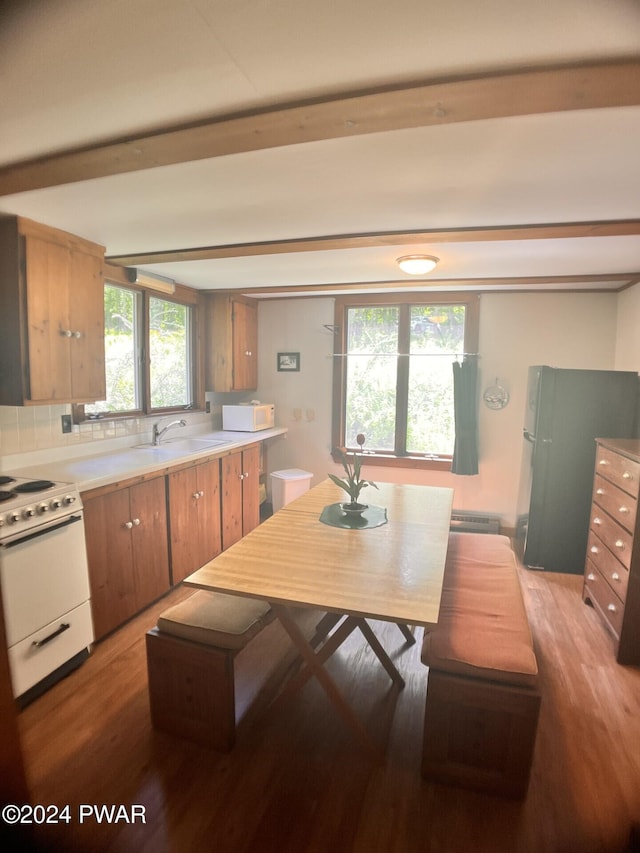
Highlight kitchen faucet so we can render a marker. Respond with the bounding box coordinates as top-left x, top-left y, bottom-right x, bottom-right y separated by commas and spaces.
151, 418, 187, 446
